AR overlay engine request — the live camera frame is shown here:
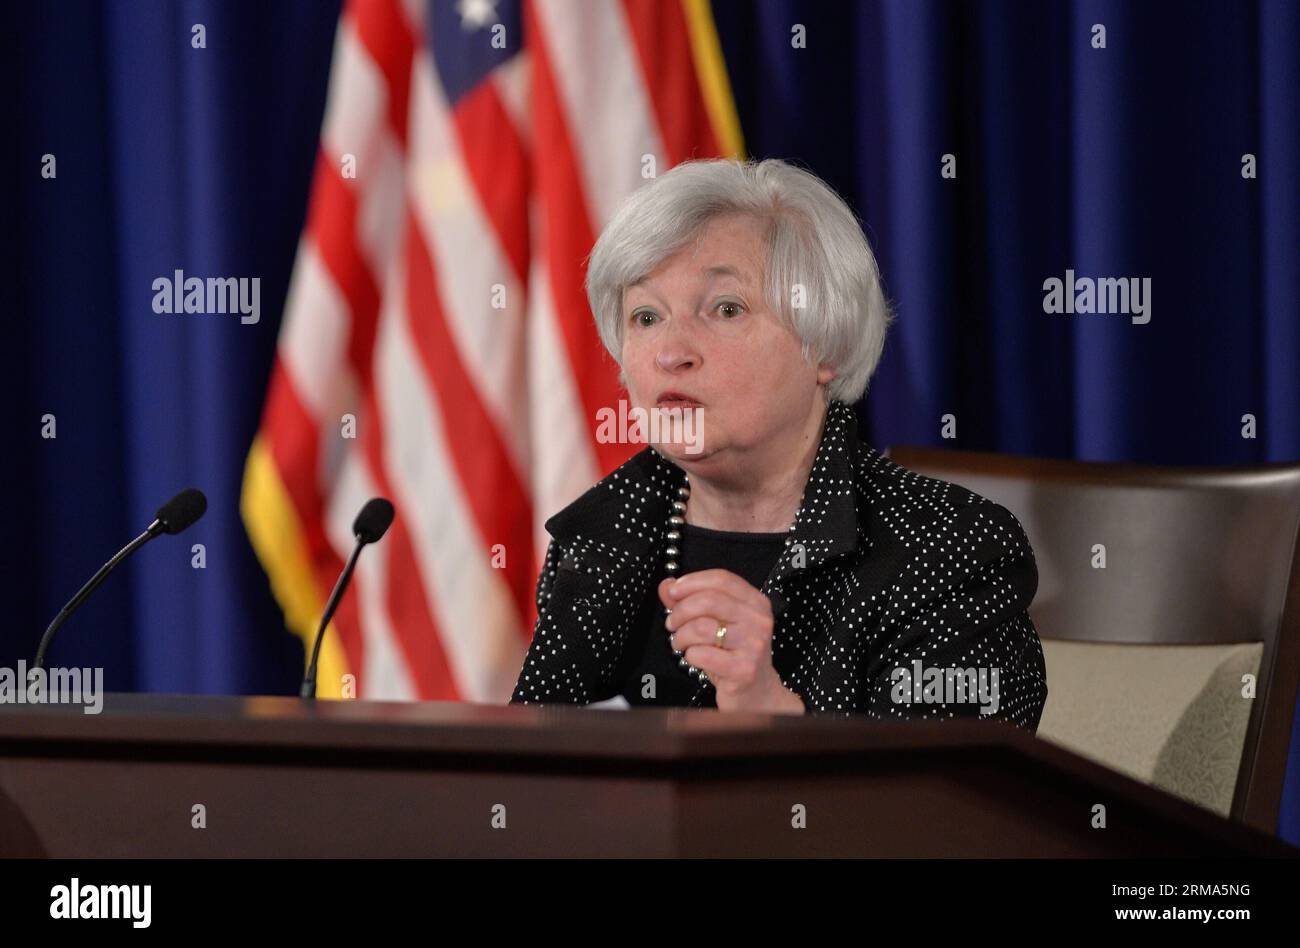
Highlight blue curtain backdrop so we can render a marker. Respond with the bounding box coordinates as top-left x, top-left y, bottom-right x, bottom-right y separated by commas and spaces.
3, 0, 1298, 841
1, 0, 342, 697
